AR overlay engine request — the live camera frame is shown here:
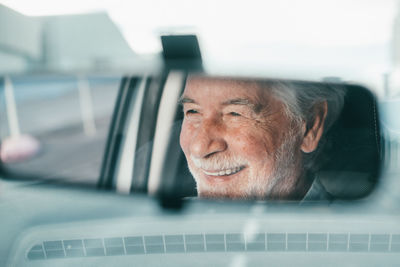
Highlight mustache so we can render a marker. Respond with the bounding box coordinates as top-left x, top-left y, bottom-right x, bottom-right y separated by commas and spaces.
190, 154, 248, 171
